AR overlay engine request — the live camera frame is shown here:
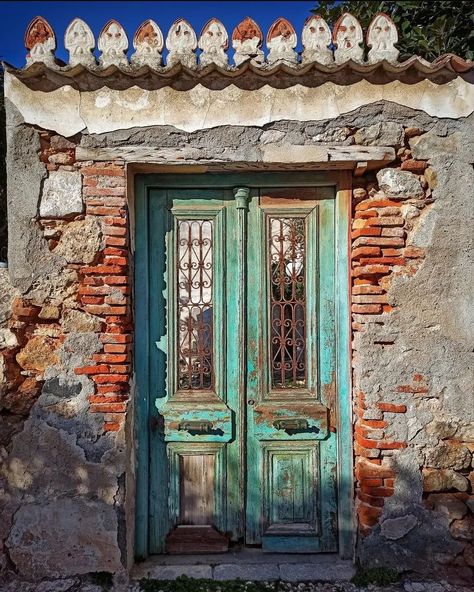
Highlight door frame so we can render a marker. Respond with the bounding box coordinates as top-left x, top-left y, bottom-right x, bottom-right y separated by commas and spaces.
133, 170, 353, 559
